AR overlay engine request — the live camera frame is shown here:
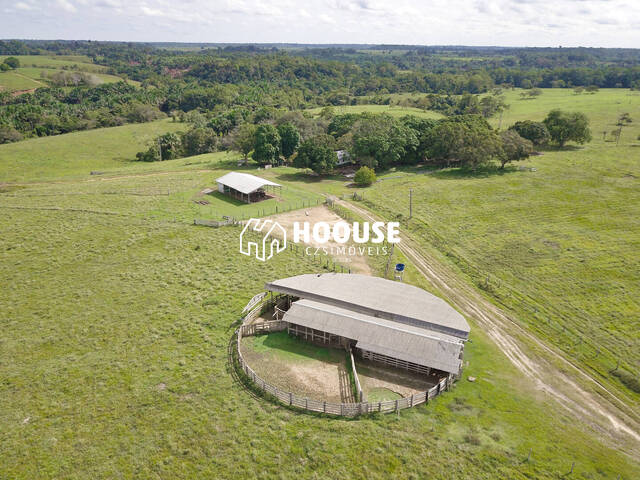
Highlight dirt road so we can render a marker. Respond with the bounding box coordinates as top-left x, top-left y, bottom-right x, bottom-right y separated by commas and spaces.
336, 198, 640, 451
